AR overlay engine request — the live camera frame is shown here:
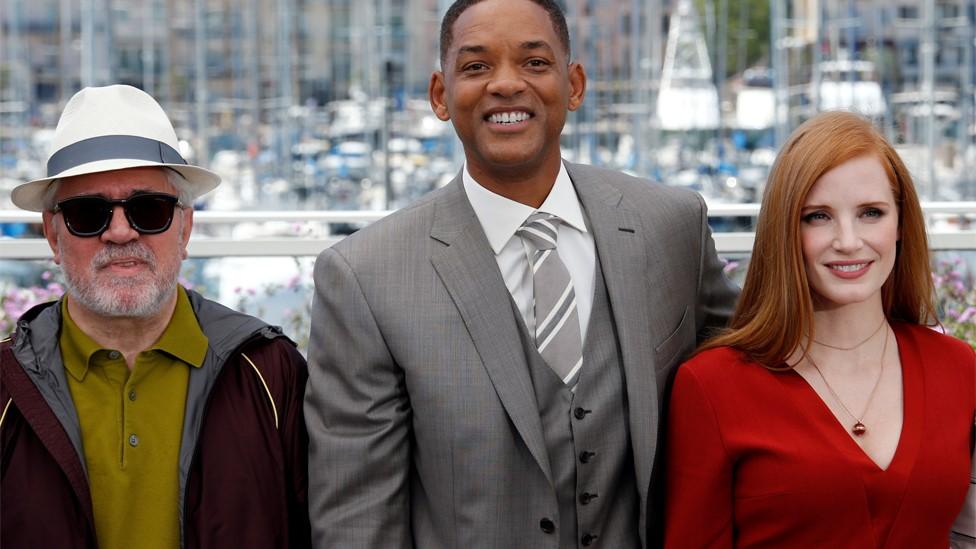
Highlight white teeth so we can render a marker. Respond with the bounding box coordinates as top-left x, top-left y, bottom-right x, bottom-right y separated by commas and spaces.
489, 111, 530, 124
830, 263, 867, 272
